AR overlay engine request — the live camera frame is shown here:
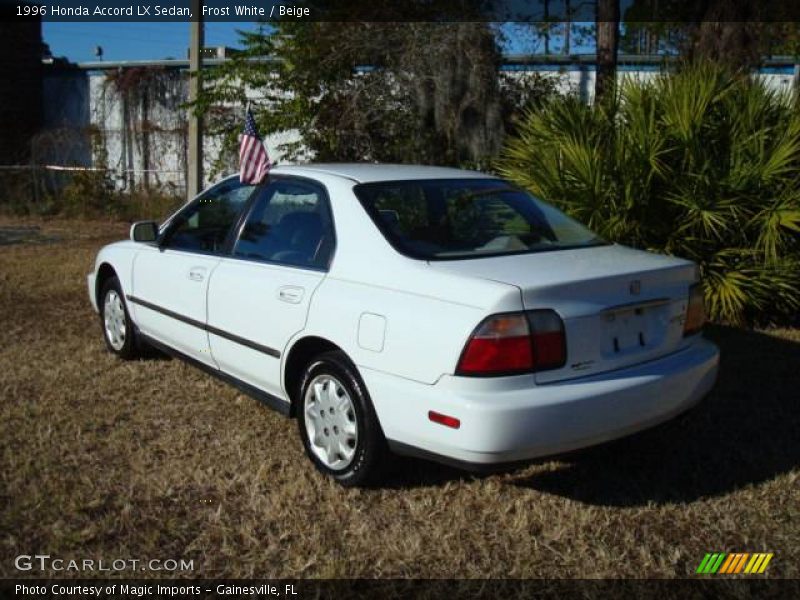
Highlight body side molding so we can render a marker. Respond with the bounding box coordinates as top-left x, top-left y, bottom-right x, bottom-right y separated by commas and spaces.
128, 294, 281, 358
